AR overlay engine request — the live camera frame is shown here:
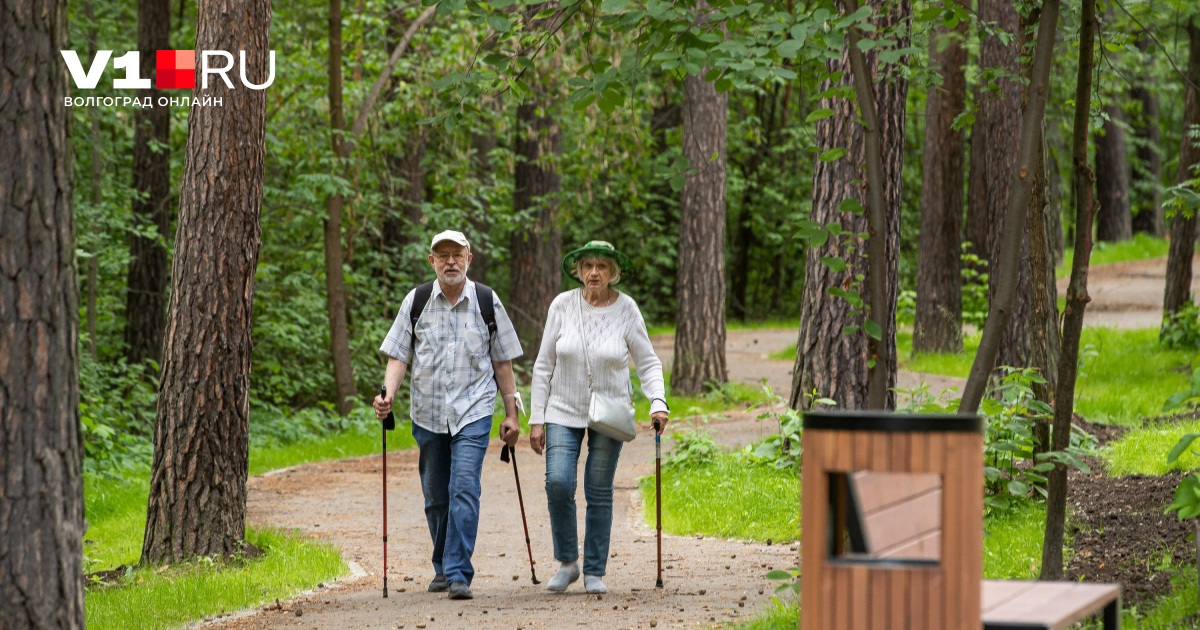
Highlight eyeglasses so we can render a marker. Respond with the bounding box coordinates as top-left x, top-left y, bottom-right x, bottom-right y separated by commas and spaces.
433, 252, 467, 263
